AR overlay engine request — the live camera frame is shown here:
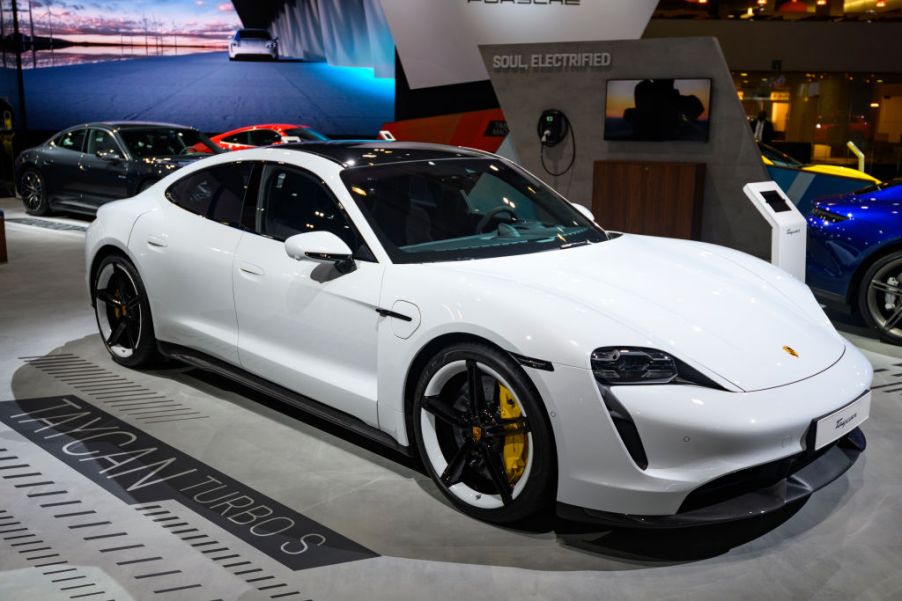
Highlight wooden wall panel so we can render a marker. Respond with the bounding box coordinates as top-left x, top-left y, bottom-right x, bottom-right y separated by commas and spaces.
592, 160, 706, 240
